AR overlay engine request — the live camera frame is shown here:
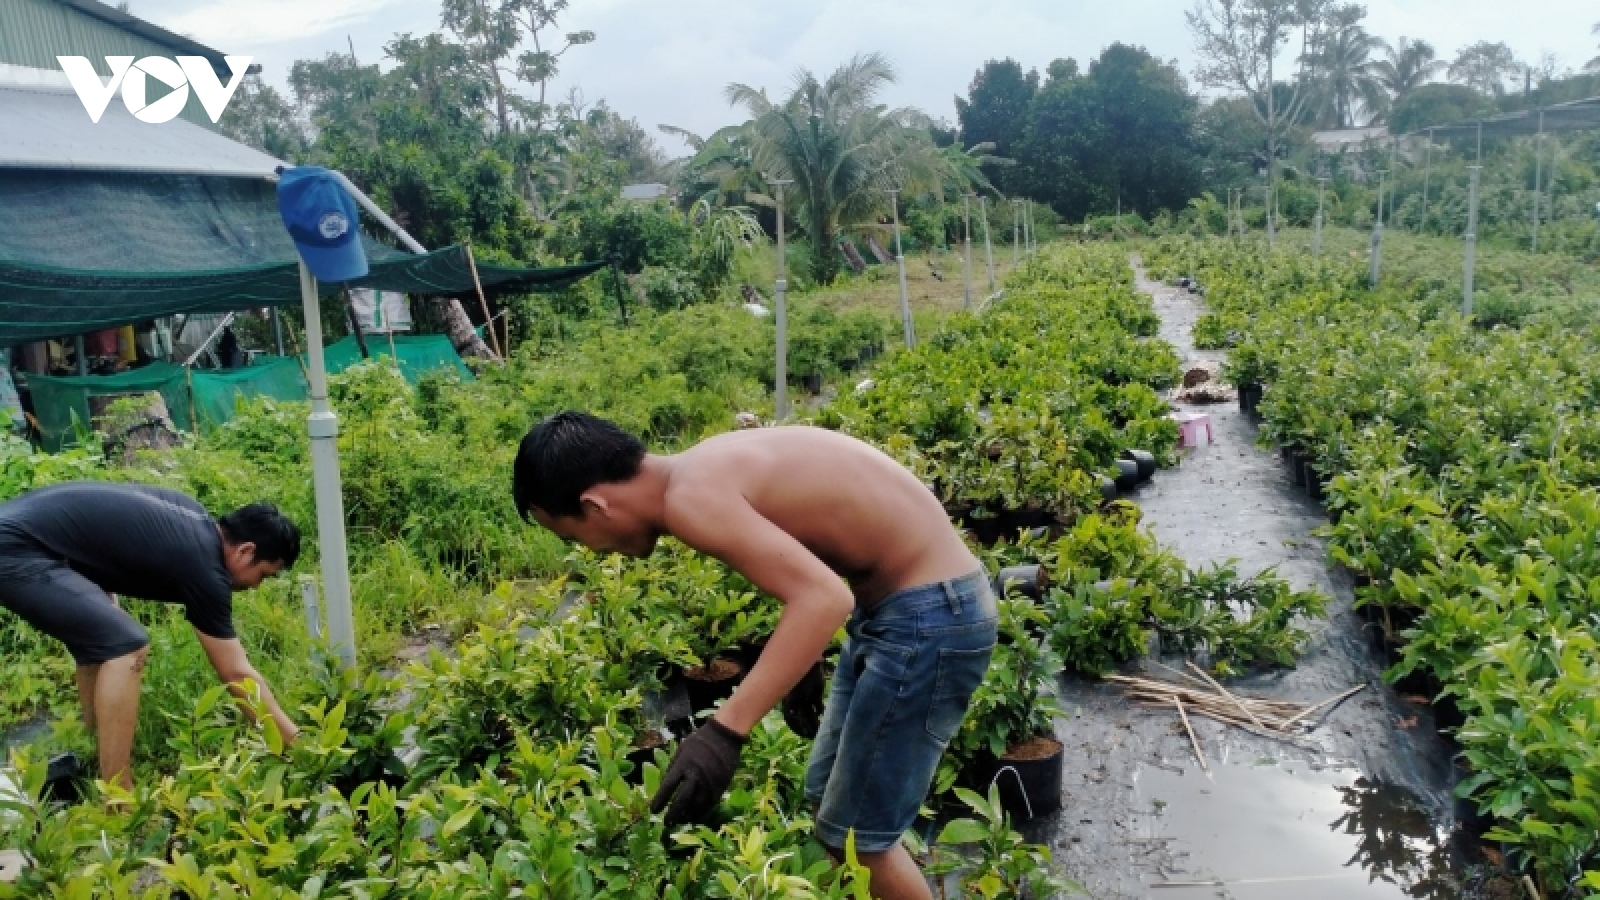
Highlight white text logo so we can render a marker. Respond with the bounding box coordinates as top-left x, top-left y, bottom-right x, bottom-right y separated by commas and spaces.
57, 56, 252, 124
